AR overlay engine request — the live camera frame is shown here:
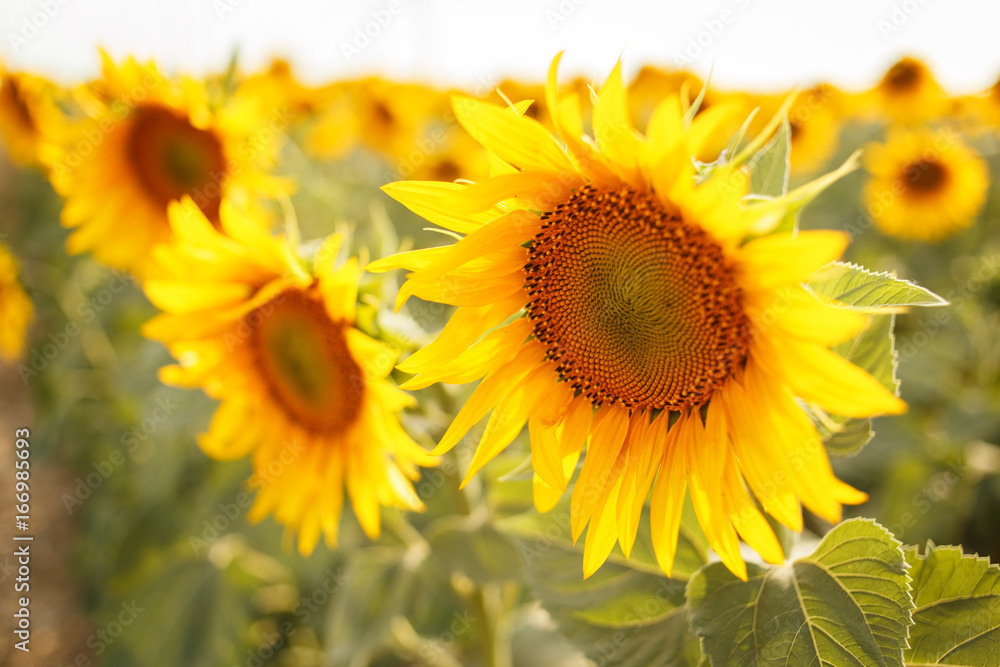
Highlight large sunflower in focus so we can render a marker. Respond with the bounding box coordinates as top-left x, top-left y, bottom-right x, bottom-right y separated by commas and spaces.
0, 243, 33, 361
143, 199, 433, 553
863, 127, 988, 242
370, 56, 906, 580
45, 54, 288, 276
